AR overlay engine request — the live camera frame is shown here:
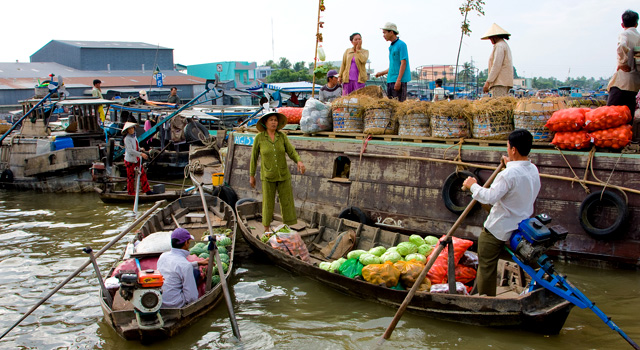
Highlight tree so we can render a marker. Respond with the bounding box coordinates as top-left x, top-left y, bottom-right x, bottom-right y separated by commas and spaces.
277, 57, 292, 70
454, 0, 485, 92
267, 69, 312, 83
263, 60, 278, 69
293, 61, 307, 72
